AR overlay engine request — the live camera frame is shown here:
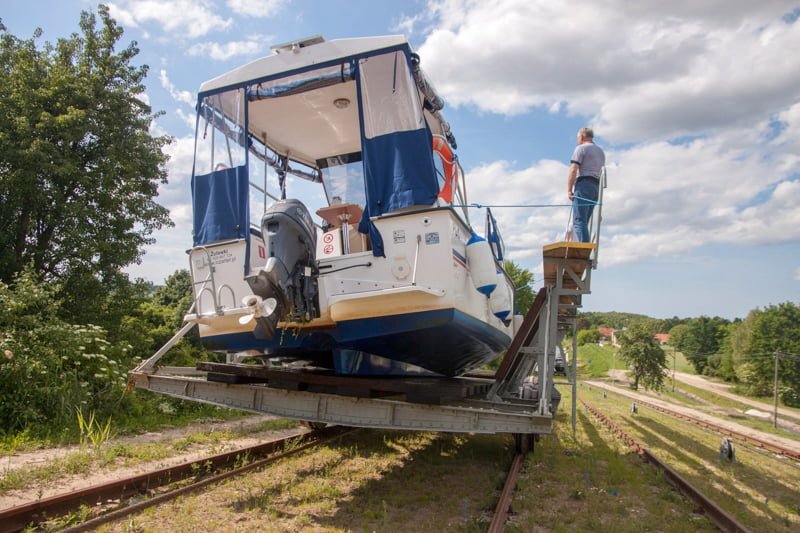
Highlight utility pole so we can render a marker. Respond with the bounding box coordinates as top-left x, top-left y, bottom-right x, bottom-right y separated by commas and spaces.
773, 350, 780, 429
611, 350, 615, 387
672, 350, 676, 392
